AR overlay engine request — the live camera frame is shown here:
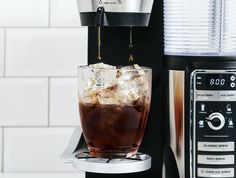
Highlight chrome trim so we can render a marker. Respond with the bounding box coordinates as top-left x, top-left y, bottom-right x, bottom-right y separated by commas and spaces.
206, 112, 225, 131
77, 0, 154, 13
169, 70, 185, 178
